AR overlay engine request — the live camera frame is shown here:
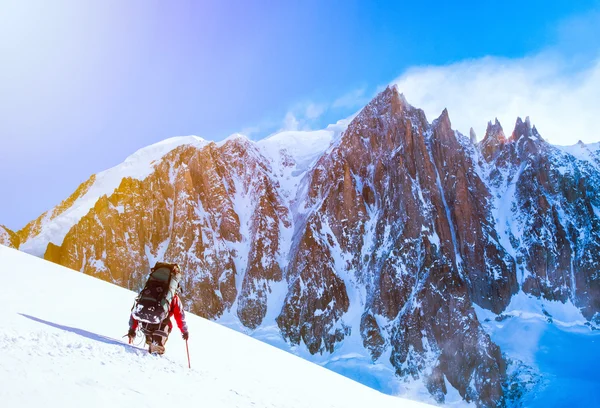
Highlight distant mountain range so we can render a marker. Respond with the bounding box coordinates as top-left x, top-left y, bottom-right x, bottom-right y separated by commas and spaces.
4, 86, 600, 407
